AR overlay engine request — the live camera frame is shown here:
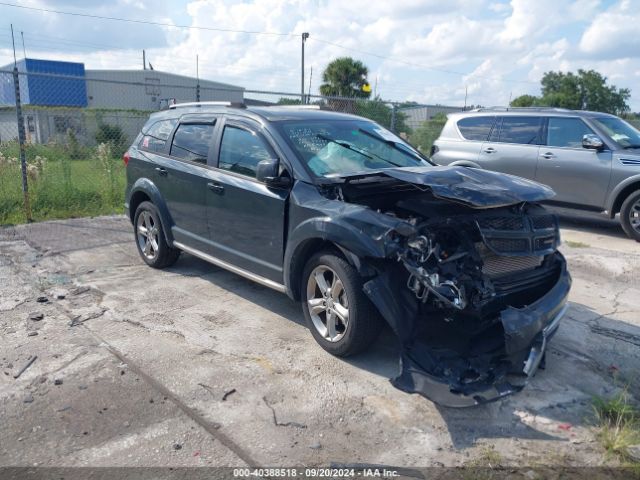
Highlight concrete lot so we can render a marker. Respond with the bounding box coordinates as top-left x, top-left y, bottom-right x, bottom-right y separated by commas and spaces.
1, 210, 639, 469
